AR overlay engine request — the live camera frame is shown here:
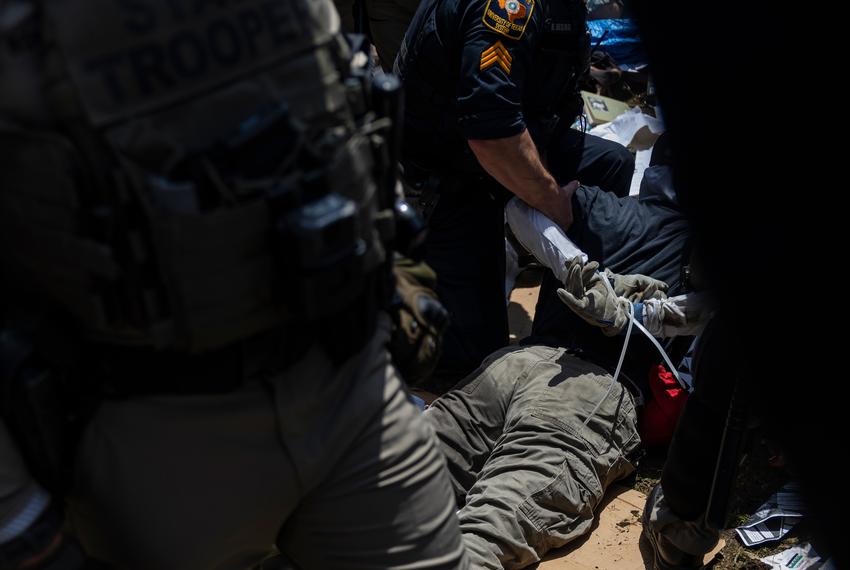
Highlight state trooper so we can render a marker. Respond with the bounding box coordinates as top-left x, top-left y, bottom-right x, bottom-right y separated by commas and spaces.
0, 0, 466, 568
394, 0, 635, 390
